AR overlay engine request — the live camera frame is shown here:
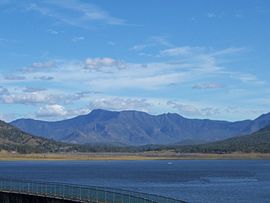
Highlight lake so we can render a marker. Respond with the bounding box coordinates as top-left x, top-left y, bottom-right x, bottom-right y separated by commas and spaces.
0, 160, 270, 203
